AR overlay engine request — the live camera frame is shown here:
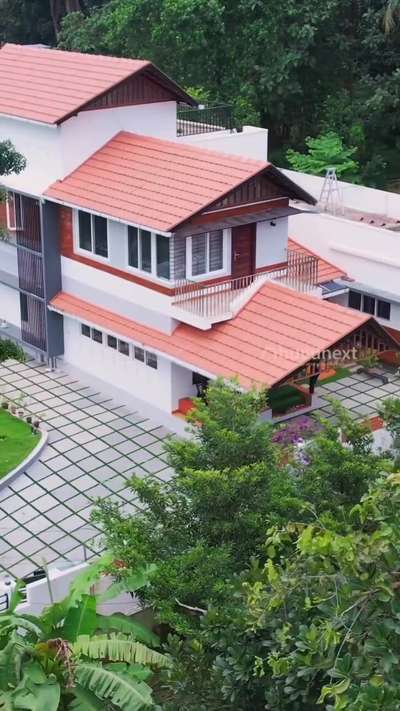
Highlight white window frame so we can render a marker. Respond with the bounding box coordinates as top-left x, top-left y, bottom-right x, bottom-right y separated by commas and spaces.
125, 227, 171, 282
6, 191, 23, 231
186, 229, 229, 281
74, 210, 109, 262
80, 322, 159, 370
